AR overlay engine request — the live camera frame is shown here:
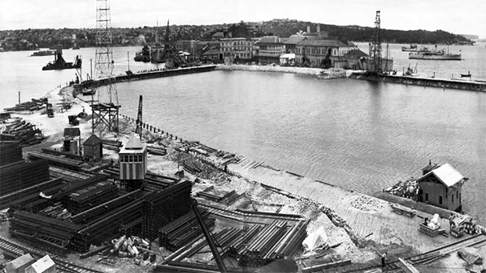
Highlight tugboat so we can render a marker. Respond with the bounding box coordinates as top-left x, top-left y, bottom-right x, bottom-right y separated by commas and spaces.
42, 46, 82, 71
134, 45, 151, 62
